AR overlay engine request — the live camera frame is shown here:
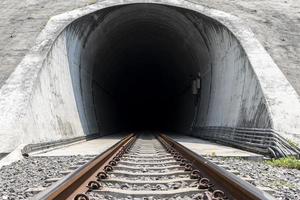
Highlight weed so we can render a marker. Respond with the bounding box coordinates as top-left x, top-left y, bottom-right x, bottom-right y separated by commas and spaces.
266, 156, 300, 170
287, 139, 299, 149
